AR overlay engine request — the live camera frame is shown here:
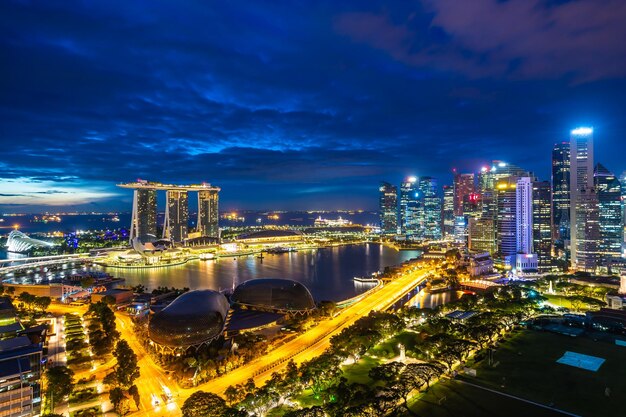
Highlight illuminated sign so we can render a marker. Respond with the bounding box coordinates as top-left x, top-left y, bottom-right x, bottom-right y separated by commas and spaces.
571, 127, 593, 135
